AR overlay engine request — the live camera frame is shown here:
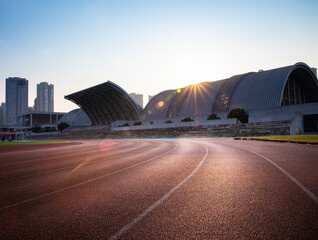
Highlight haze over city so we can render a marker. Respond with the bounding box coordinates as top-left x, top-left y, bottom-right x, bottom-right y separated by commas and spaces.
1, 0, 317, 112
